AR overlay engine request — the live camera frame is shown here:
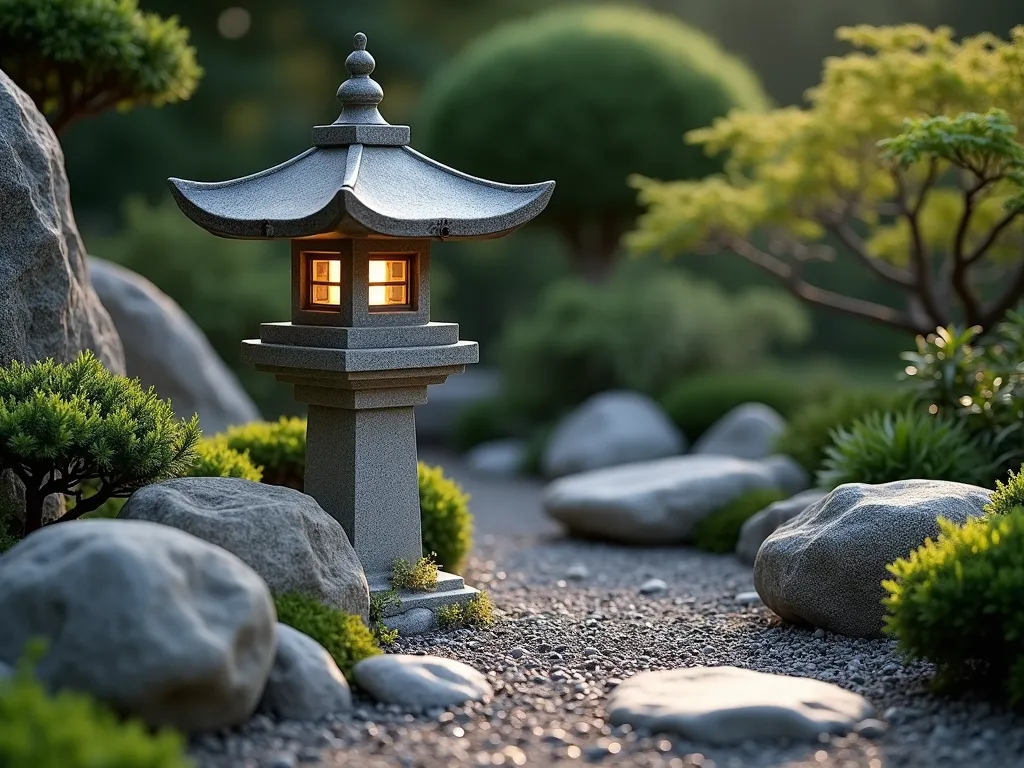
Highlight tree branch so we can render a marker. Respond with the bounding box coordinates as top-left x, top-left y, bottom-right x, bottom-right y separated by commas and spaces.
981, 259, 1024, 329
951, 179, 986, 325
725, 238, 925, 334
892, 166, 944, 325
823, 220, 915, 287
966, 208, 1024, 265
